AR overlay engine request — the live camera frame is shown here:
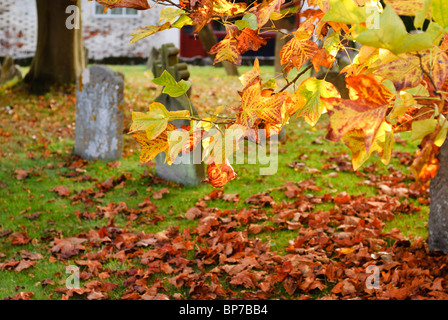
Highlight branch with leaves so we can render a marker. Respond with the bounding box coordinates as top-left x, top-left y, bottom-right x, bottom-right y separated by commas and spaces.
95, 0, 448, 188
